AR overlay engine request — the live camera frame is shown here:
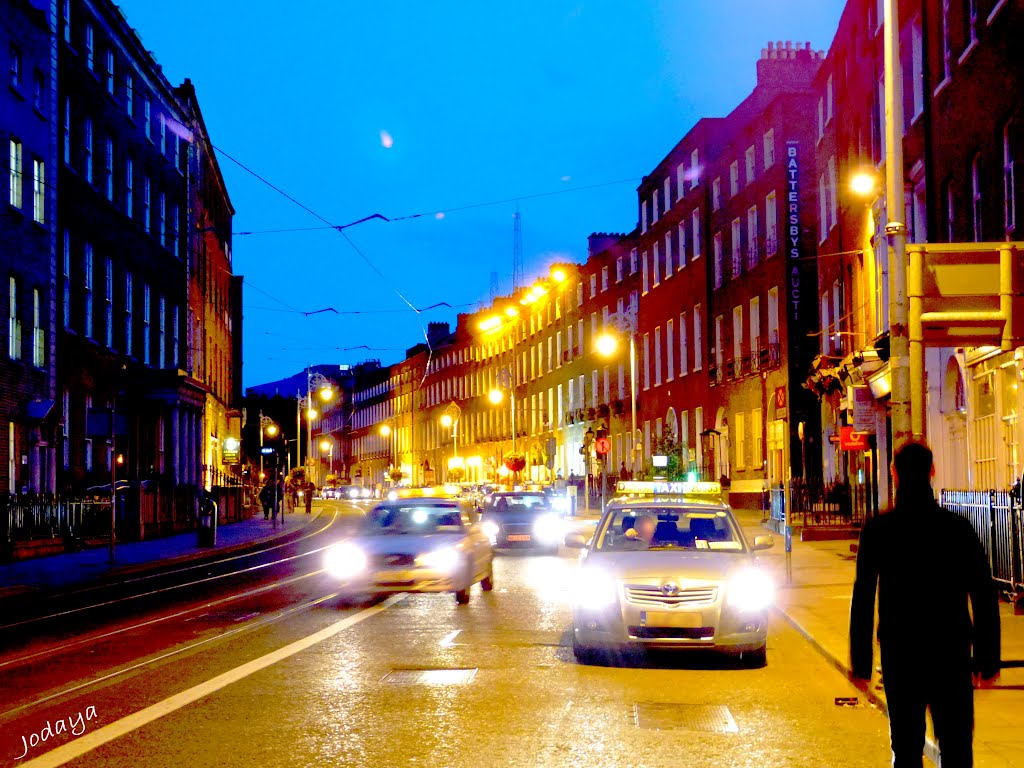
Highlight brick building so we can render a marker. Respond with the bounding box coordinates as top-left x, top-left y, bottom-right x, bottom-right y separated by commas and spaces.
1, 0, 59, 494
